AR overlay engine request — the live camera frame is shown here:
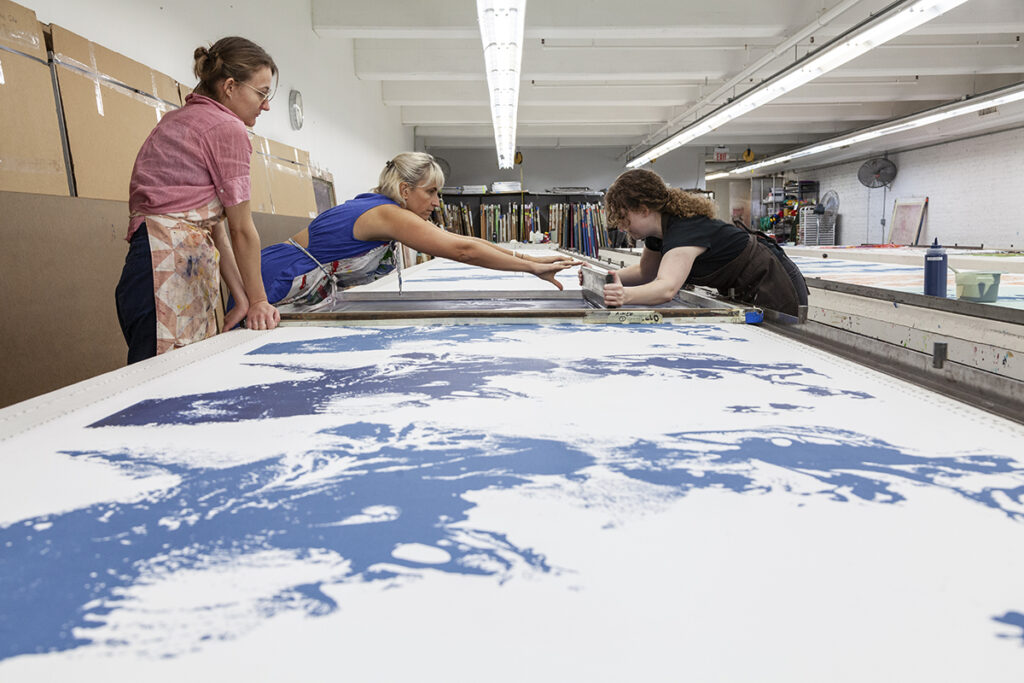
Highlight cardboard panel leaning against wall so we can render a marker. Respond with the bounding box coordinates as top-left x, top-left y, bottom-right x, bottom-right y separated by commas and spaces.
0, 191, 132, 409
252, 136, 319, 219
48, 23, 181, 202
249, 132, 274, 215
0, 0, 69, 196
